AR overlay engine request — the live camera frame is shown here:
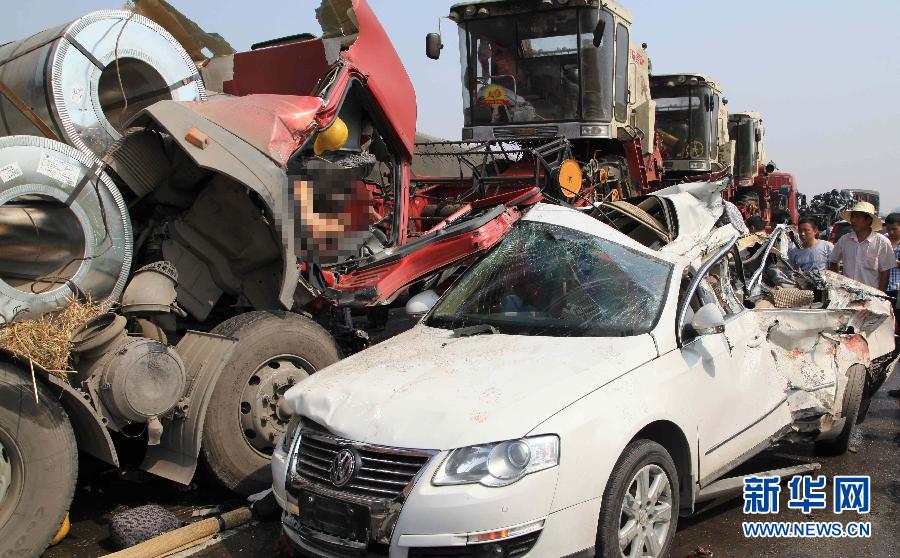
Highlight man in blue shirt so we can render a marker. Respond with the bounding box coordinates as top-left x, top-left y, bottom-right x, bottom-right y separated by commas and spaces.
789, 218, 833, 272
885, 213, 900, 294
886, 213, 900, 397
